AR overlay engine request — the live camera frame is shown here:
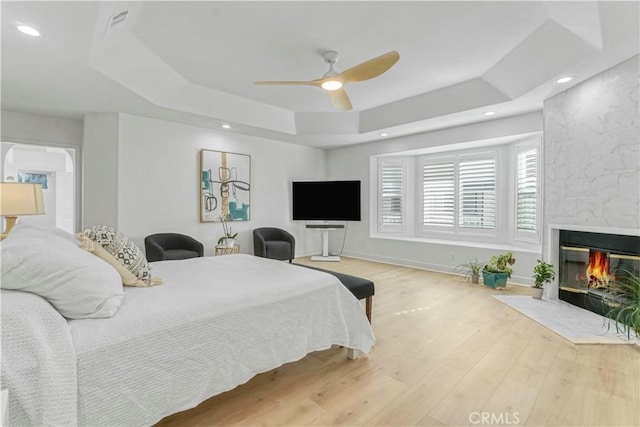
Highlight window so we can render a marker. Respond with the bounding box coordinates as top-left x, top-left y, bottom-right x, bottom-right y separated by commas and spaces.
378, 158, 405, 232
458, 156, 496, 229
515, 143, 539, 240
421, 152, 496, 235
373, 136, 541, 247
421, 160, 455, 227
